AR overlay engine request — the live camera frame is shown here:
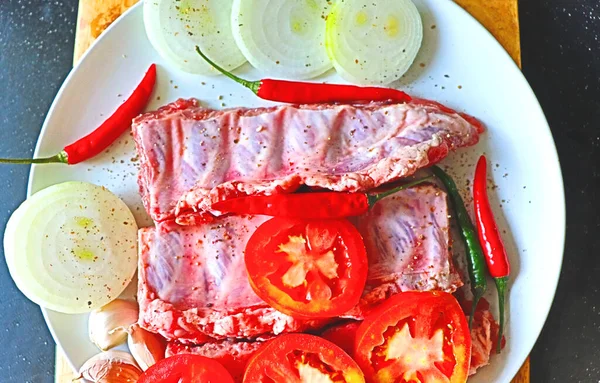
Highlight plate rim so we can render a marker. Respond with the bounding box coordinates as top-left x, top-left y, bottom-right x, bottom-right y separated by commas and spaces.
31, 2, 145, 373
28, 1, 566, 380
